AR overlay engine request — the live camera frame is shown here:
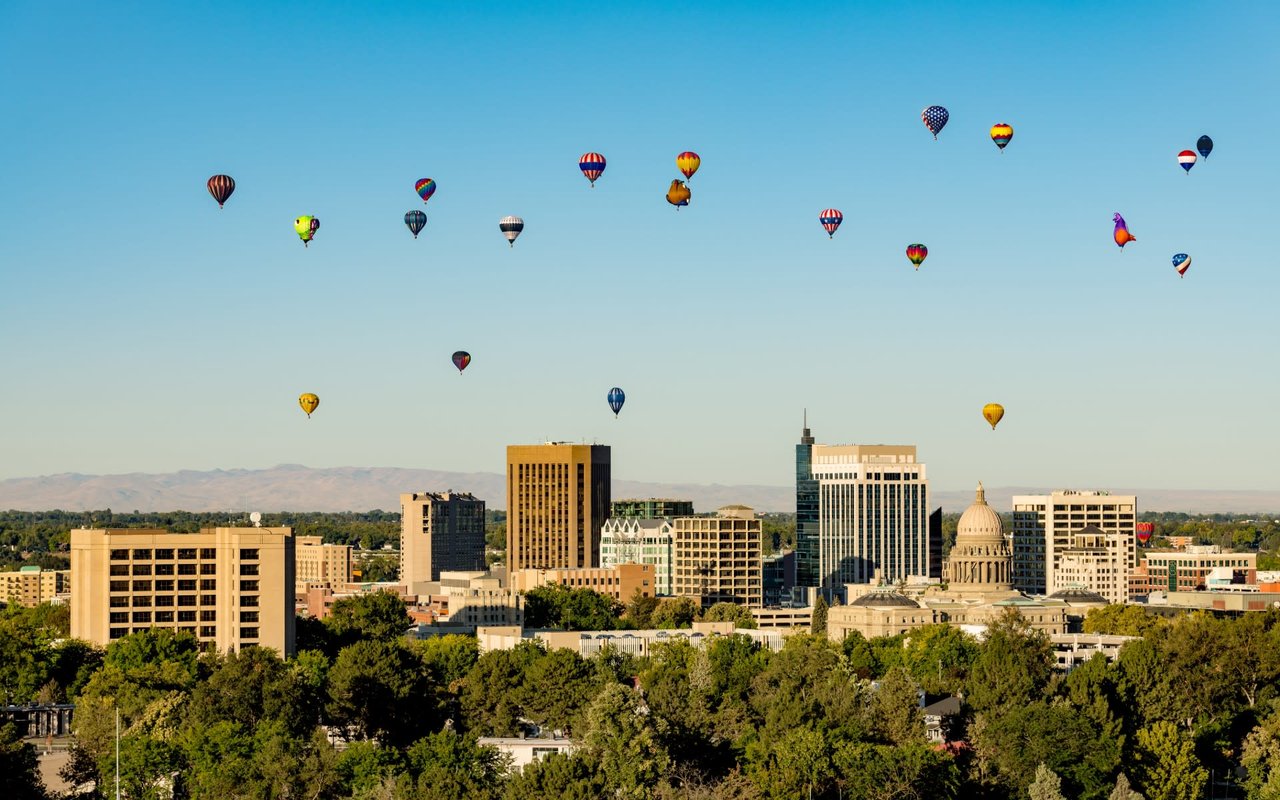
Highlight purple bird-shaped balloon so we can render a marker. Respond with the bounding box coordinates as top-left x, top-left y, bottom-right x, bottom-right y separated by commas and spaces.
1113, 213, 1136, 250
